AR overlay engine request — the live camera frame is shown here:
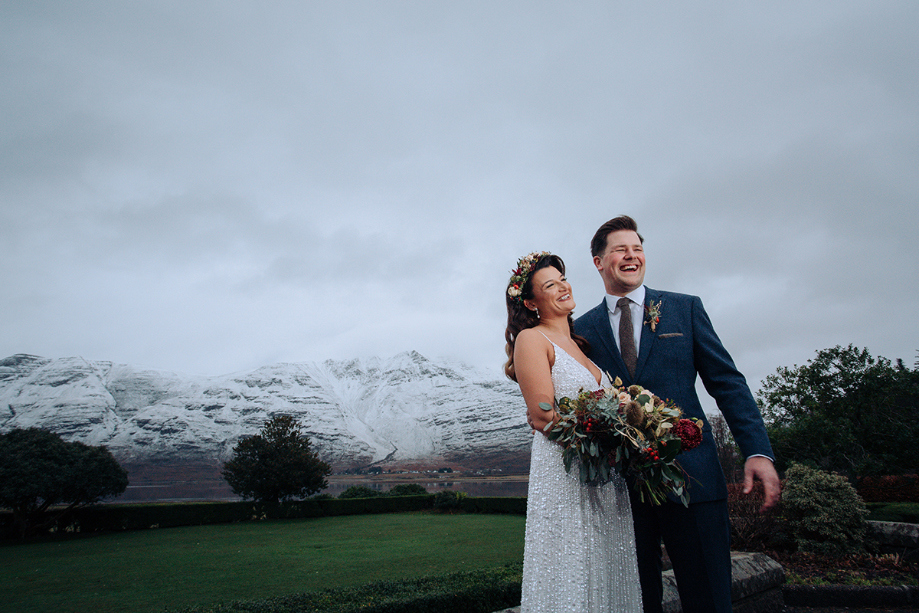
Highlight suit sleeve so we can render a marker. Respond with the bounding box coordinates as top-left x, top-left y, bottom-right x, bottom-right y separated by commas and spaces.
690, 296, 775, 461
